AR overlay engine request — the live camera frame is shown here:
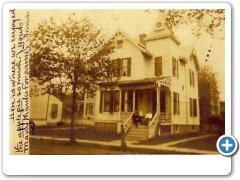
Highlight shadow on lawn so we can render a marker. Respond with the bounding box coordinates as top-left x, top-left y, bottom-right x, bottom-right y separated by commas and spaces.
33, 125, 120, 142
135, 132, 220, 145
